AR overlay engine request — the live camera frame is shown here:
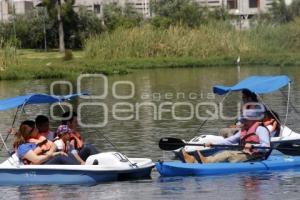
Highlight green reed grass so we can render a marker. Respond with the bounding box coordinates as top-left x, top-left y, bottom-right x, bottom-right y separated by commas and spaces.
0, 39, 19, 71
84, 19, 300, 61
